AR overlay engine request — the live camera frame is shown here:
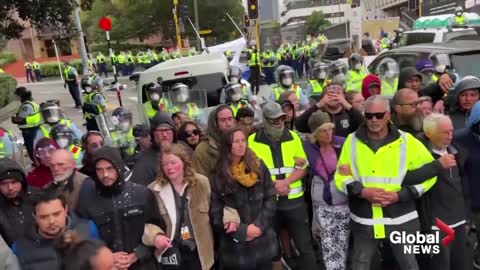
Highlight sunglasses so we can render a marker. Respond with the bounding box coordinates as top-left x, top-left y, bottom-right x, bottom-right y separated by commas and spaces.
365, 112, 387, 120
185, 129, 200, 138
